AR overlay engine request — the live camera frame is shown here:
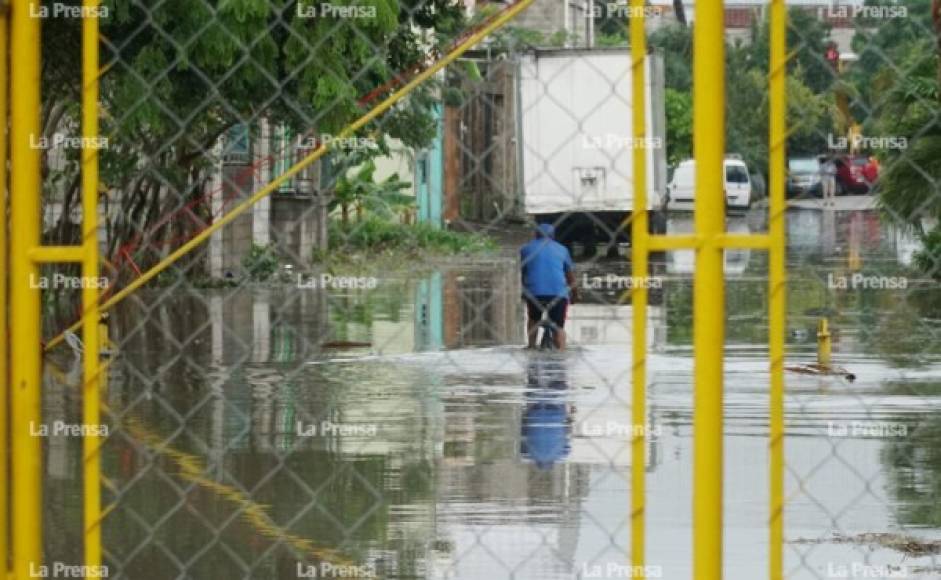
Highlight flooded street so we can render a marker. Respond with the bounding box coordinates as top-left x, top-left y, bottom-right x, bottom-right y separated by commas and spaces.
42, 207, 941, 579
